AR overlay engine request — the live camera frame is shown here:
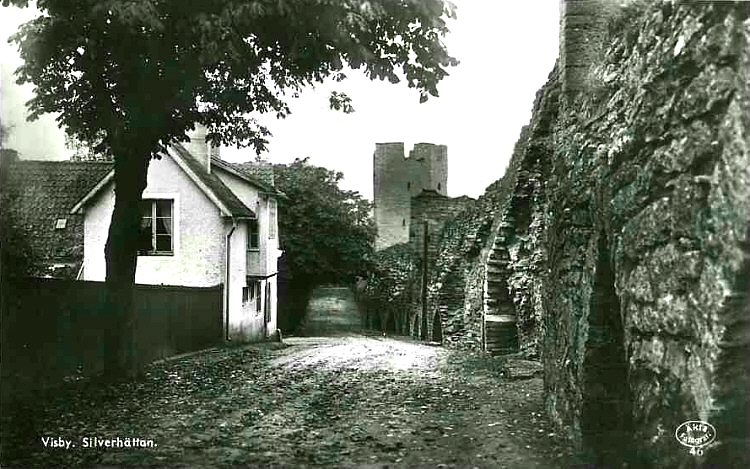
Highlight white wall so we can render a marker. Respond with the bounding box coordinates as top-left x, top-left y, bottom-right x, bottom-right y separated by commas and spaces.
81, 155, 278, 343
83, 155, 224, 287
216, 168, 281, 337
227, 220, 263, 341
82, 184, 115, 280
215, 169, 281, 277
